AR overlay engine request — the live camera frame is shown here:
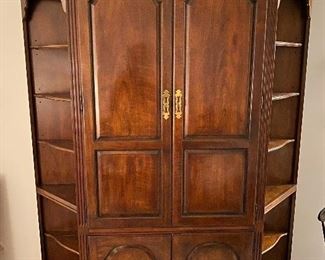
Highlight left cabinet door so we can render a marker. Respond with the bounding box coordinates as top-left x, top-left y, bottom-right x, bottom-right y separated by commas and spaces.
77, 0, 173, 228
